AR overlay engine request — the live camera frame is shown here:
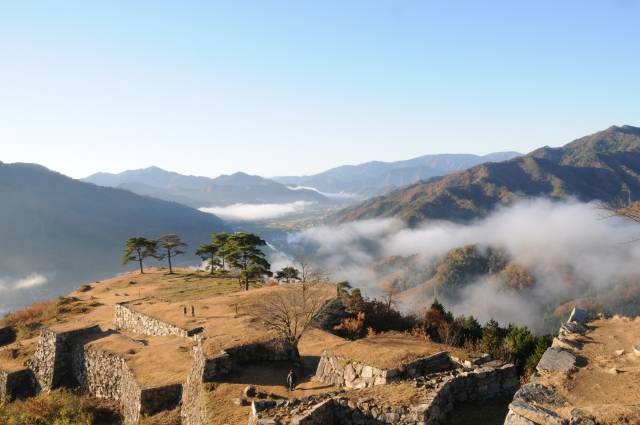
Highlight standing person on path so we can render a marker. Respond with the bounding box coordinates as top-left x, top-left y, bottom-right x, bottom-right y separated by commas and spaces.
286, 369, 297, 391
